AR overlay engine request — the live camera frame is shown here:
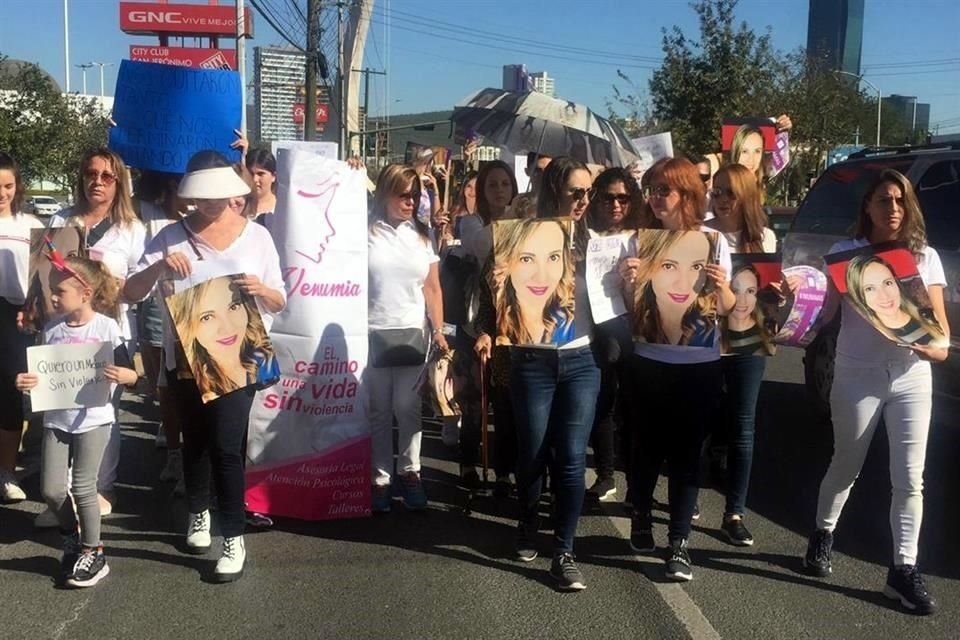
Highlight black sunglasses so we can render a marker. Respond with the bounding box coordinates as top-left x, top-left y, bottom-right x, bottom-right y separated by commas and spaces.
568, 187, 591, 202
643, 185, 674, 199
709, 187, 736, 199
600, 193, 632, 206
